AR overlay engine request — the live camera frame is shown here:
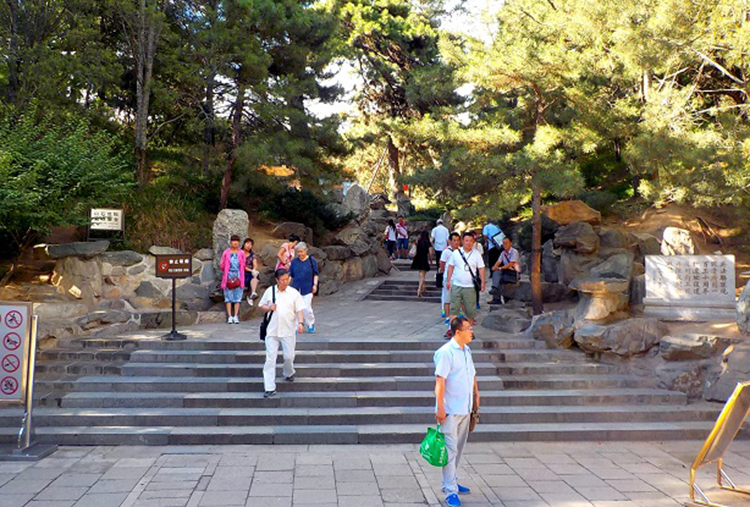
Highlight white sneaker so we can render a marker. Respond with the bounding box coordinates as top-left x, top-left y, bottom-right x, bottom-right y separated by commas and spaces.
227, 316, 233, 324
251, 292, 258, 299
246, 295, 254, 306
233, 316, 240, 324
